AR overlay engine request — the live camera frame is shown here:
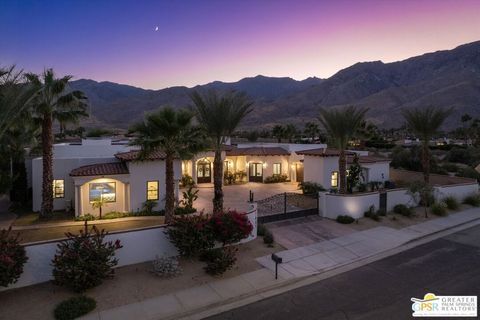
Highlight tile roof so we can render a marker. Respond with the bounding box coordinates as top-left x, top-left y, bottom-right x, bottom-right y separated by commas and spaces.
70, 162, 129, 177
226, 146, 290, 156
347, 155, 391, 164
115, 149, 167, 161
295, 148, 355, 157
